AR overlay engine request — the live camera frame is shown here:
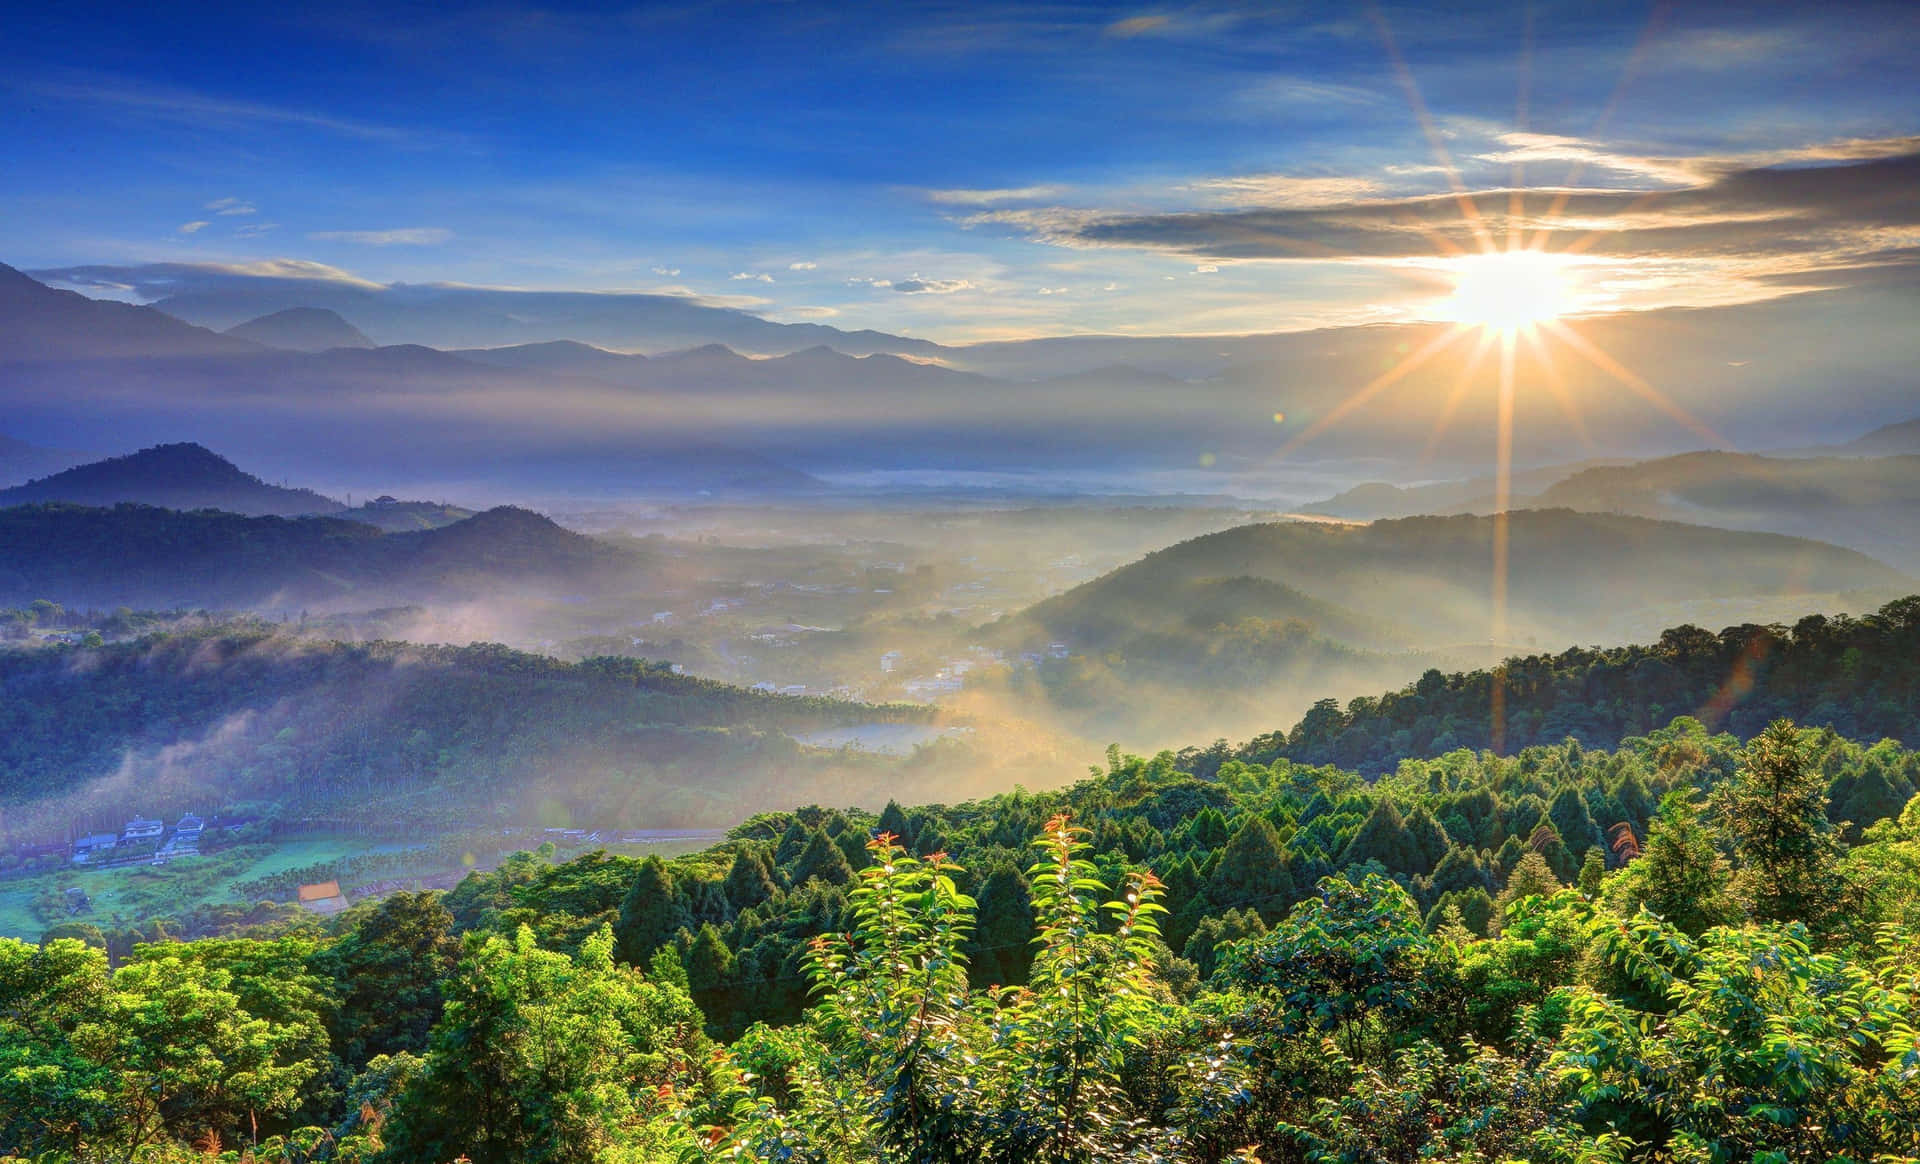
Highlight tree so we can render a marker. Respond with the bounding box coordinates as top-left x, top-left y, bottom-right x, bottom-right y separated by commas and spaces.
314, 891, 459, 1066
381, 924, 708, 1164
723, 846, 779, 912
877, 800, 916, 849
1207, 814, 1296, 923
615, 856, 688, 965
75, 951, 321, 1156
791, 827, 856, 887
1494, 851, 1563, 926
1606, 789, 1734, 936
1714, 720, 1844, 927
965, 862, 1034, 987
